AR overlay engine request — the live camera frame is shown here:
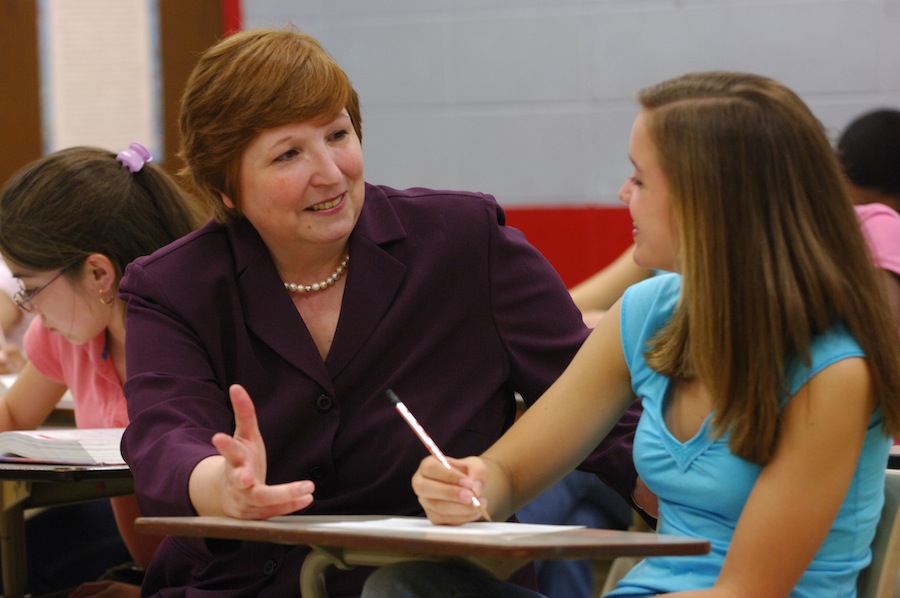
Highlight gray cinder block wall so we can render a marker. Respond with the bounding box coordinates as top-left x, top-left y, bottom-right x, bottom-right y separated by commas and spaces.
244, 0, 900, 207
